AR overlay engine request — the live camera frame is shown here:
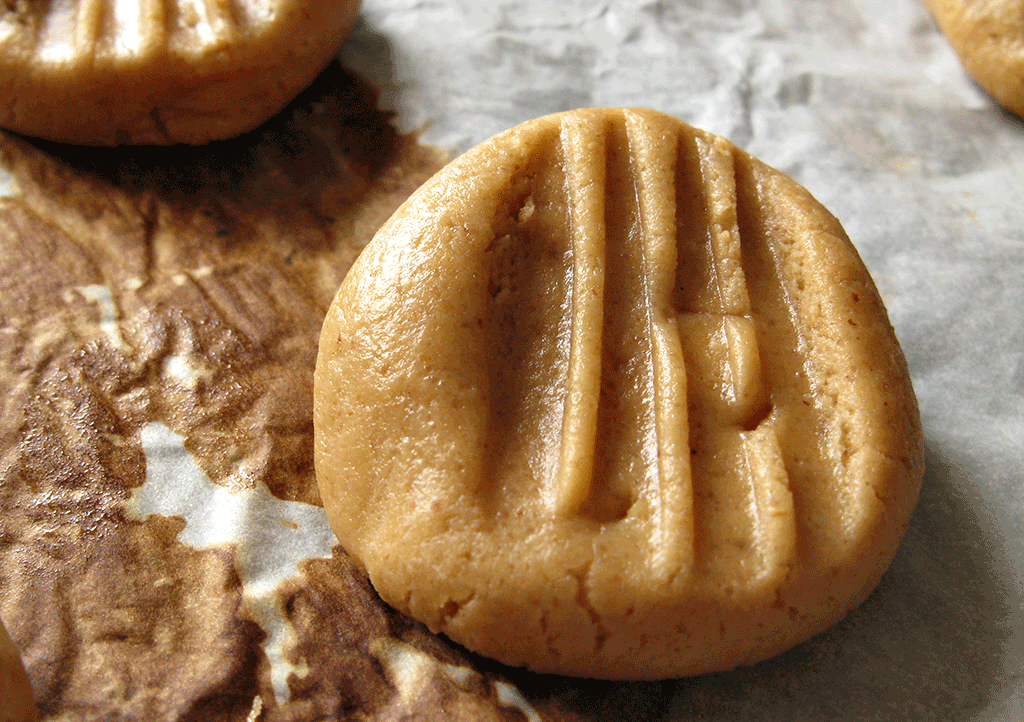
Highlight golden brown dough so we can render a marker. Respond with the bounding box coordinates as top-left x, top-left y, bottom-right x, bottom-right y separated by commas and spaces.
1, 617, 36, 722
314, 108, 925, 679
924, 0, 1024, 117
0, 0, 360, 144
